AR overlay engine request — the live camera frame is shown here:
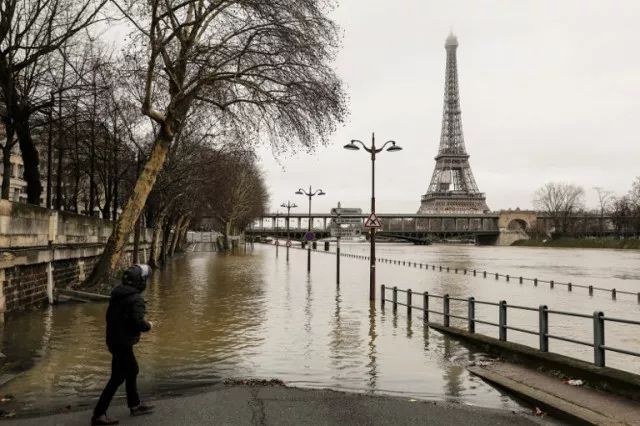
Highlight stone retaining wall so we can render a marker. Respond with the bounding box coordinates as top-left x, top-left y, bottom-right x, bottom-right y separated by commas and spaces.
0, 200, 153, 317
